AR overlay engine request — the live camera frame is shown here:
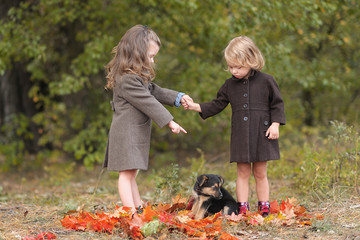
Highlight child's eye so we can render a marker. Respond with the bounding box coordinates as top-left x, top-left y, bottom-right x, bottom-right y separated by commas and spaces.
229, 66, 242, 69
